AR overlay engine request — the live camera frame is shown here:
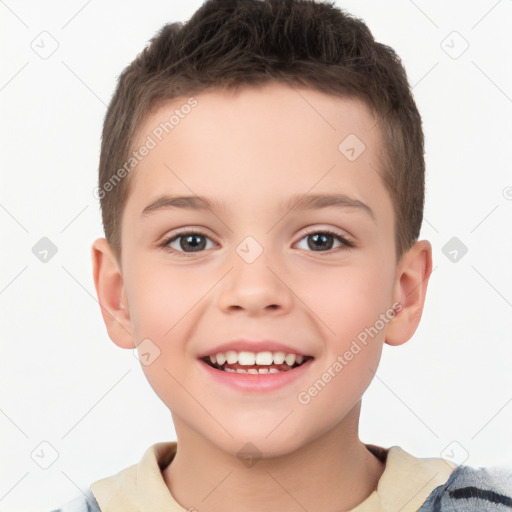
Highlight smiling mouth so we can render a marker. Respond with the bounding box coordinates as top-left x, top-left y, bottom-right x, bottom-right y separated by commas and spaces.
200, 352, 313, 374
